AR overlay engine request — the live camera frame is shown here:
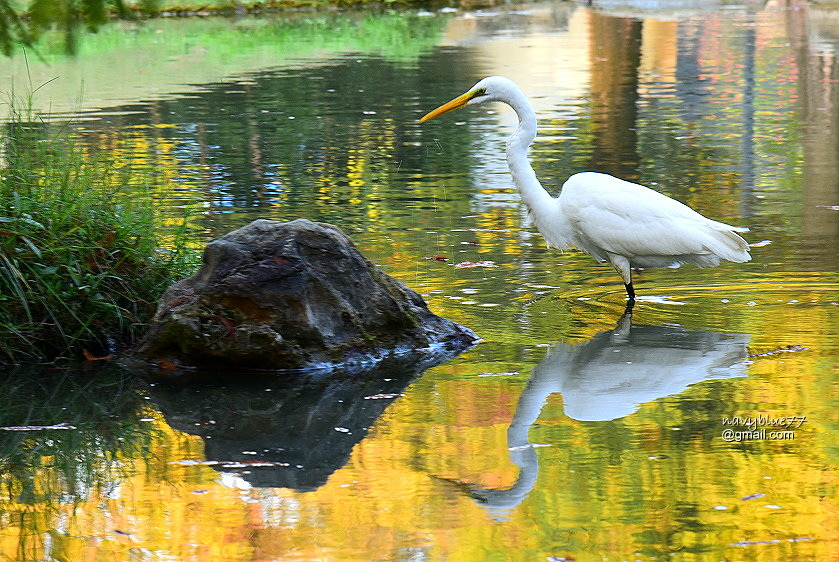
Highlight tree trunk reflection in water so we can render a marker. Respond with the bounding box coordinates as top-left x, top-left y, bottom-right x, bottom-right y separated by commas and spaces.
588, 12, 643, 182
